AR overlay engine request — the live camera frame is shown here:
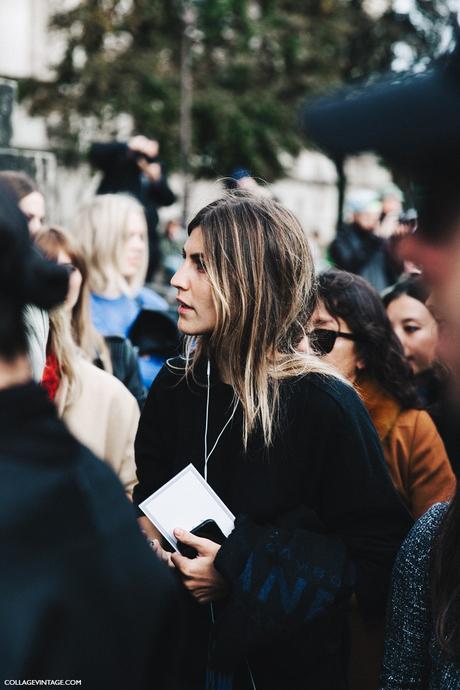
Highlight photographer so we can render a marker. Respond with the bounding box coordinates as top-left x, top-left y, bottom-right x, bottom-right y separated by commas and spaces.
89, 135, 176, 280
